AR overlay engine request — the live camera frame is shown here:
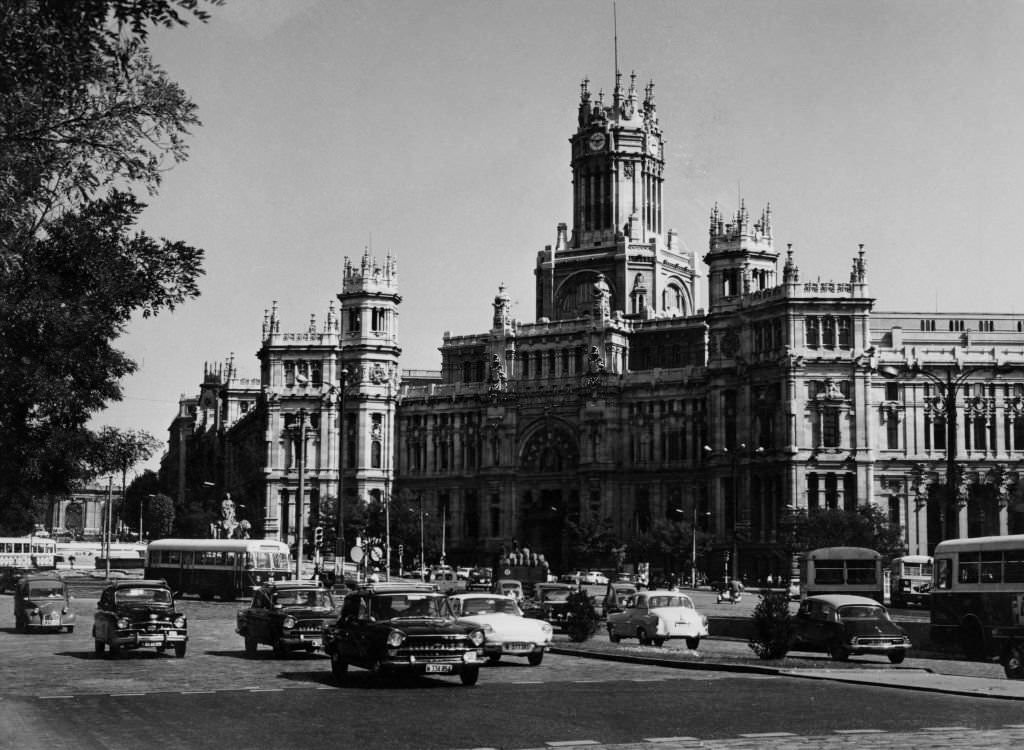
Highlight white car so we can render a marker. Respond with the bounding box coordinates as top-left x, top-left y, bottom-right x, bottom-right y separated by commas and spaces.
448, 593, 553, 666
606, 589, 709, 649
588, 571, 609, 586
